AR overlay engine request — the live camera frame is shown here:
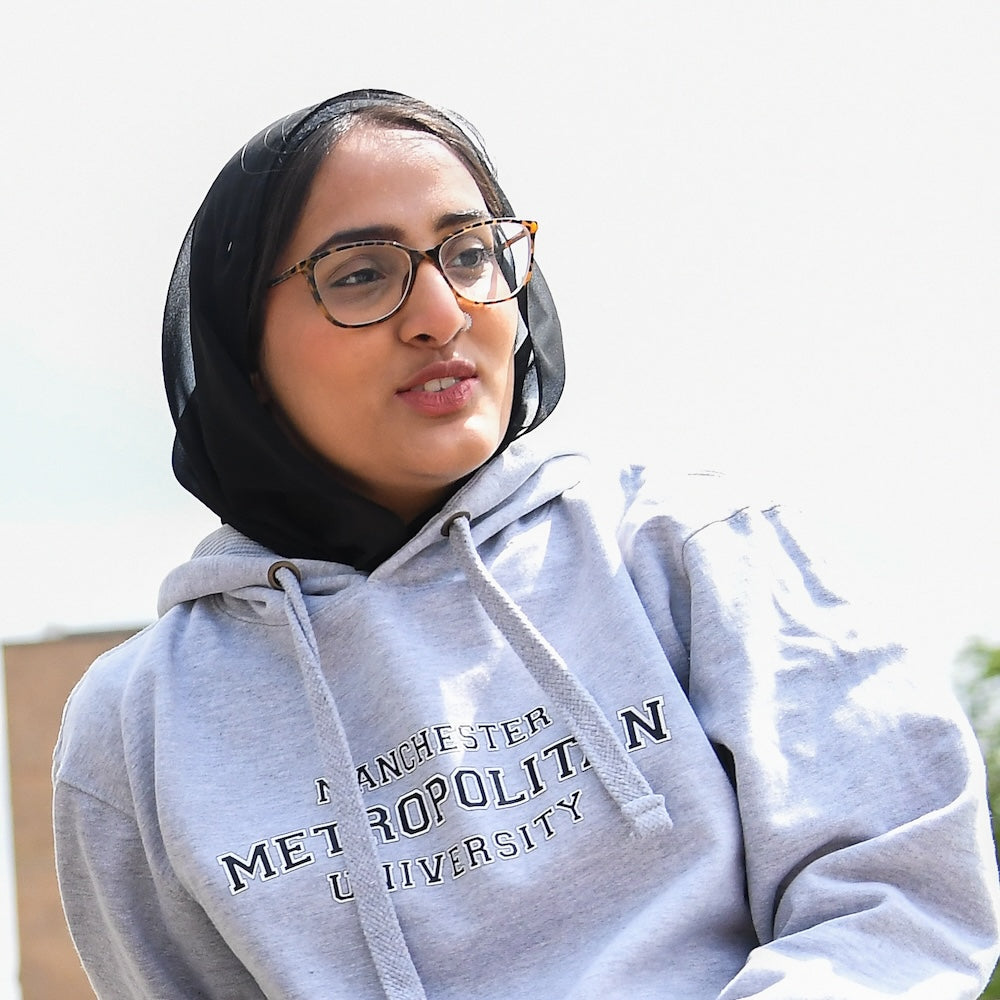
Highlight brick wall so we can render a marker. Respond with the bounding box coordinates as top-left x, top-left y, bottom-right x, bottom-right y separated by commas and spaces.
4, 630, 139, 1000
